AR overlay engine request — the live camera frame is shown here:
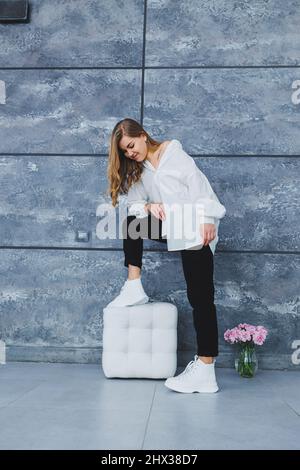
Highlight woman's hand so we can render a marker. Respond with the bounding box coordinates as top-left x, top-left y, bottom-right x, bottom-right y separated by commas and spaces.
145, 203, 166, 221
200, 223, 216, 246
